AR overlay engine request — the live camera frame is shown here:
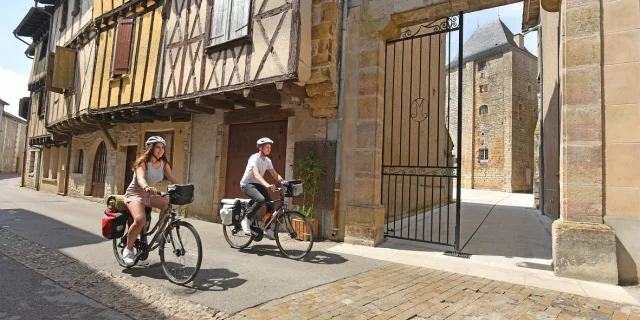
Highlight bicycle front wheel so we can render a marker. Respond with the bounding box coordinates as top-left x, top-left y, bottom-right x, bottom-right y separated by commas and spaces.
274, 210, 314, 259
159, 221, 202, 285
